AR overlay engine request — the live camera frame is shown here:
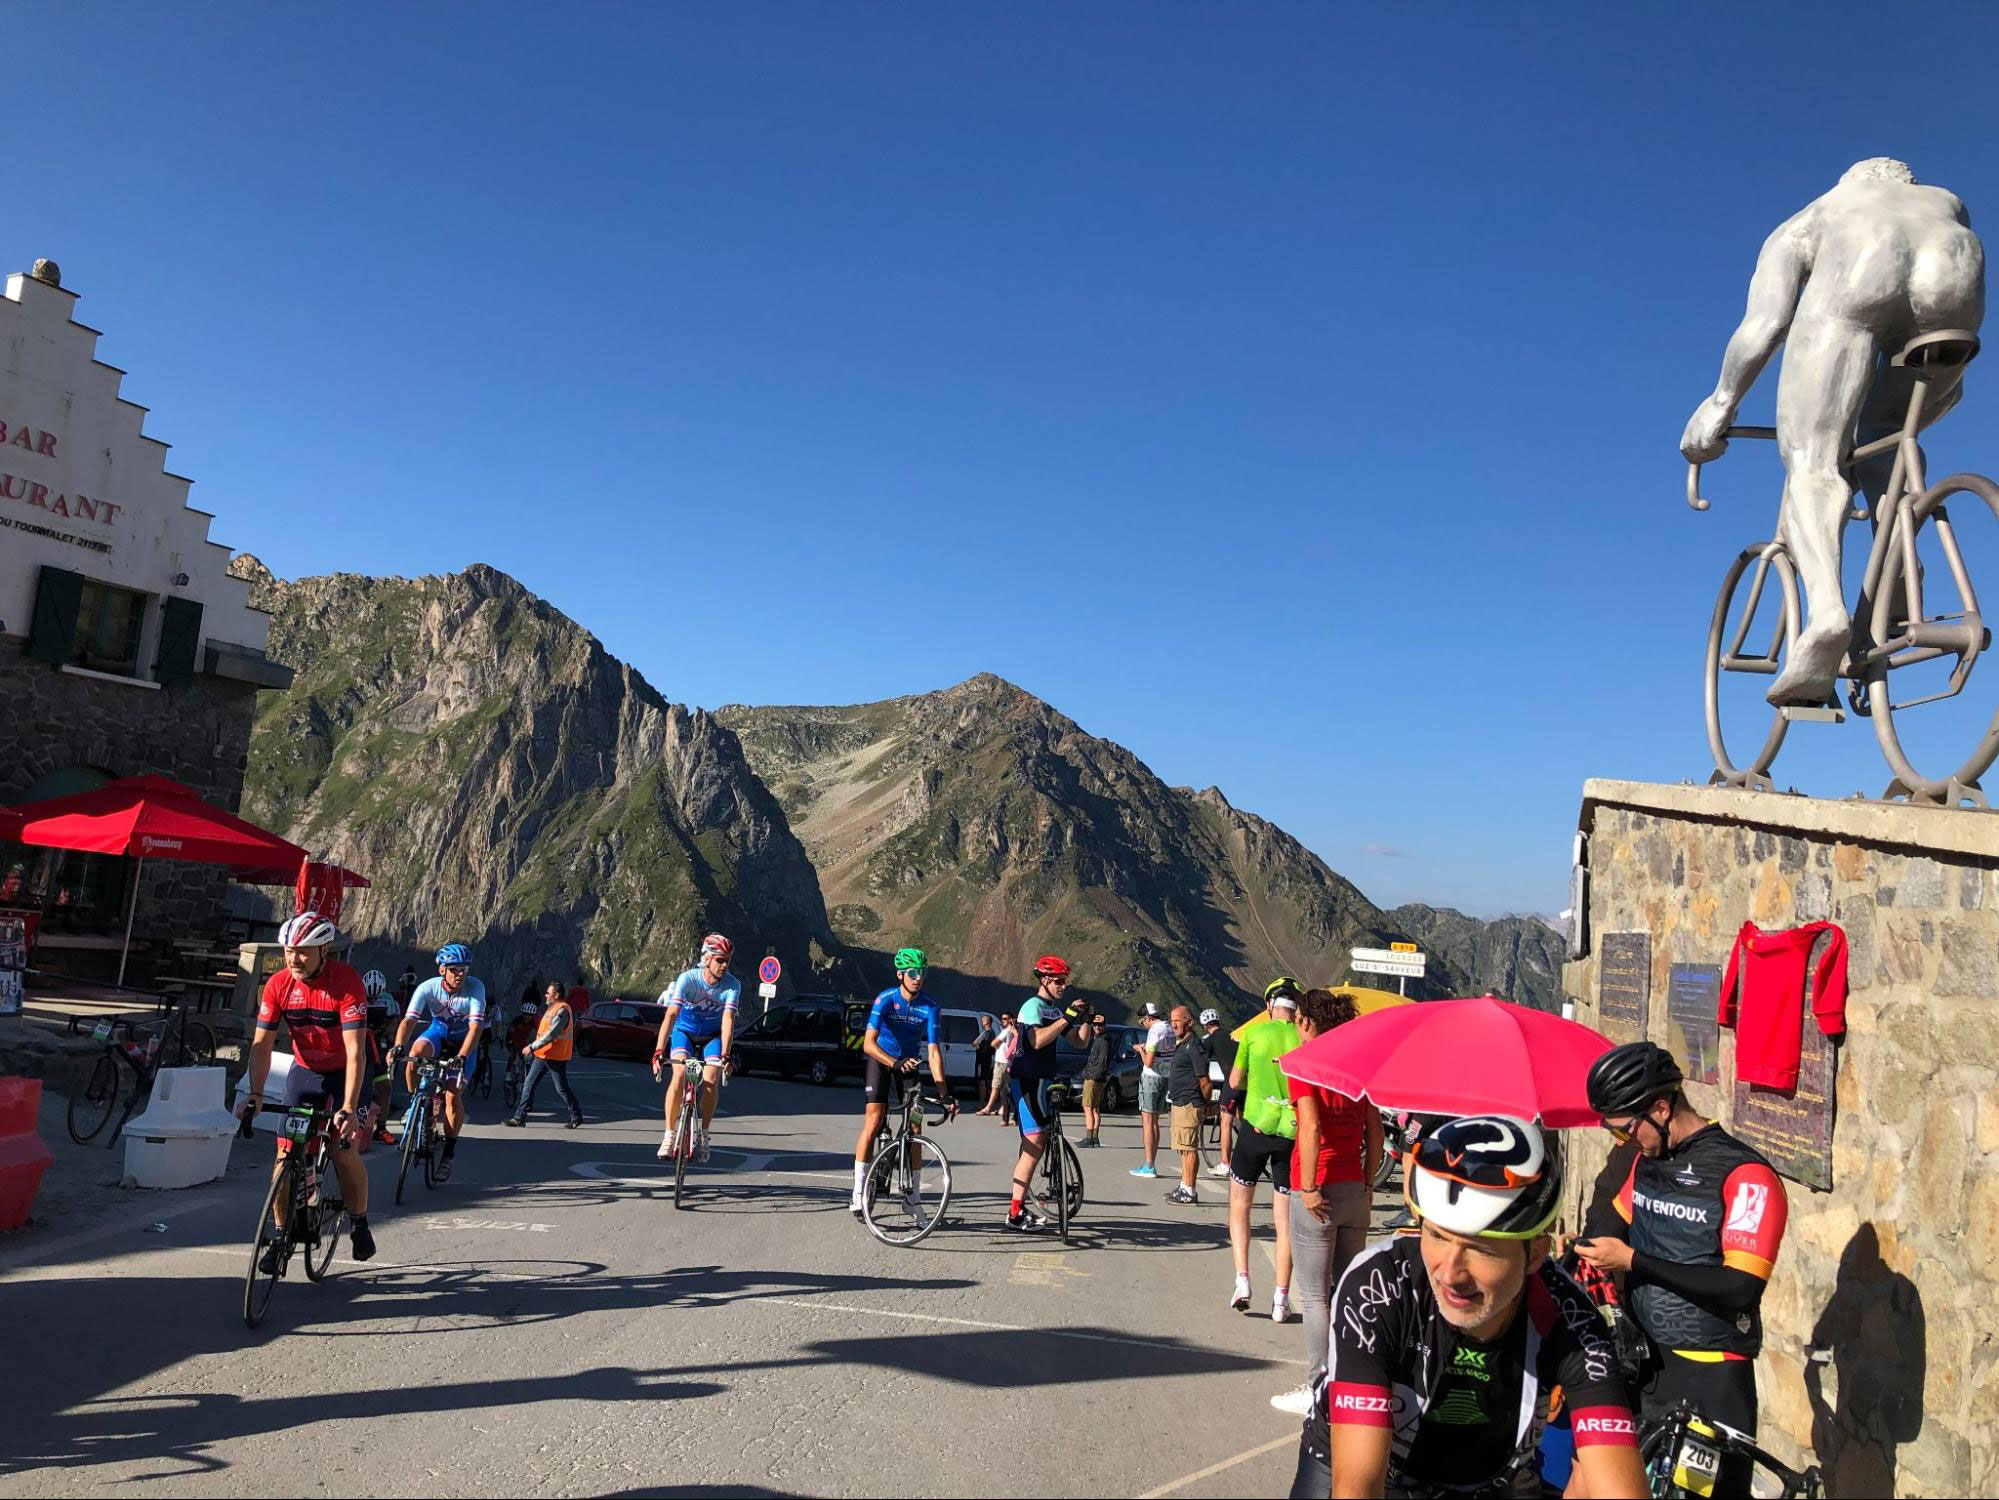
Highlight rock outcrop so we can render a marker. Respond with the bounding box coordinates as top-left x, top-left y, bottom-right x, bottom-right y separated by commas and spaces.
241, 563, 836, 990
720, 675, 1563, 1017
